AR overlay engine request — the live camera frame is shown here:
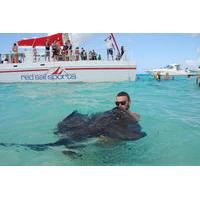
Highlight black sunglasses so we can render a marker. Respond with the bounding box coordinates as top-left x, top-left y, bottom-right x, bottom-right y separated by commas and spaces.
115, 101, 127, 106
